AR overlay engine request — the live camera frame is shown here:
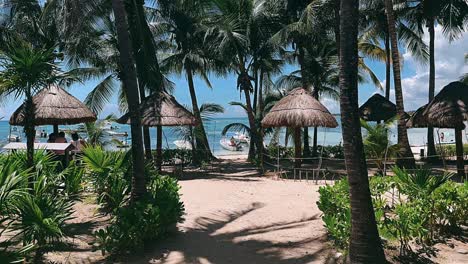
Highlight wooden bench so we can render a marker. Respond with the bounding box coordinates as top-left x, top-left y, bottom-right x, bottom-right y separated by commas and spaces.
3, 143, 75, 166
